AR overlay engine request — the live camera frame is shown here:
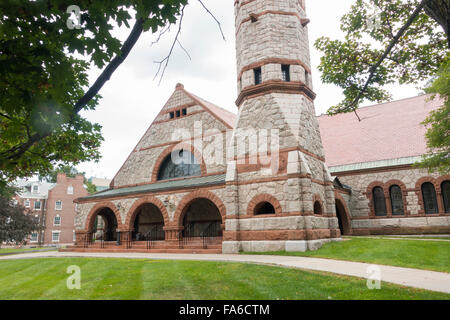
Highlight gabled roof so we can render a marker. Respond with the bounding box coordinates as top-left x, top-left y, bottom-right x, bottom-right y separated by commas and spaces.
185, 90, 237, 129
317, 94, 443, 169
14, 180, 55, 199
